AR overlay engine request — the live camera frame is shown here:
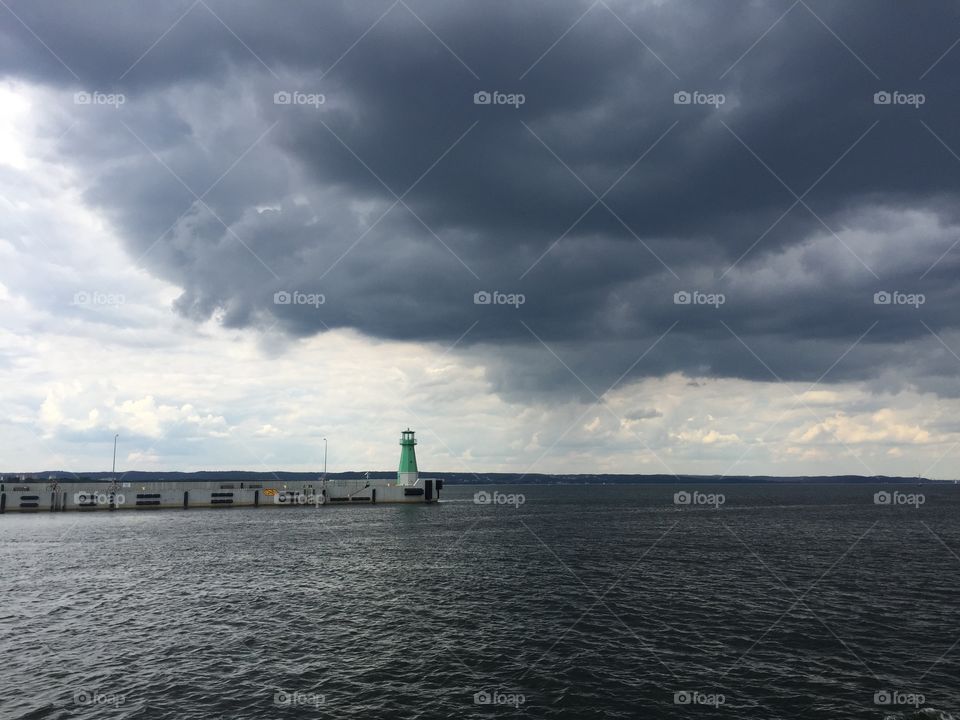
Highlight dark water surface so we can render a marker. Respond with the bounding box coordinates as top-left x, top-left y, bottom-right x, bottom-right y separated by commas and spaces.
2, 484, 959, 719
